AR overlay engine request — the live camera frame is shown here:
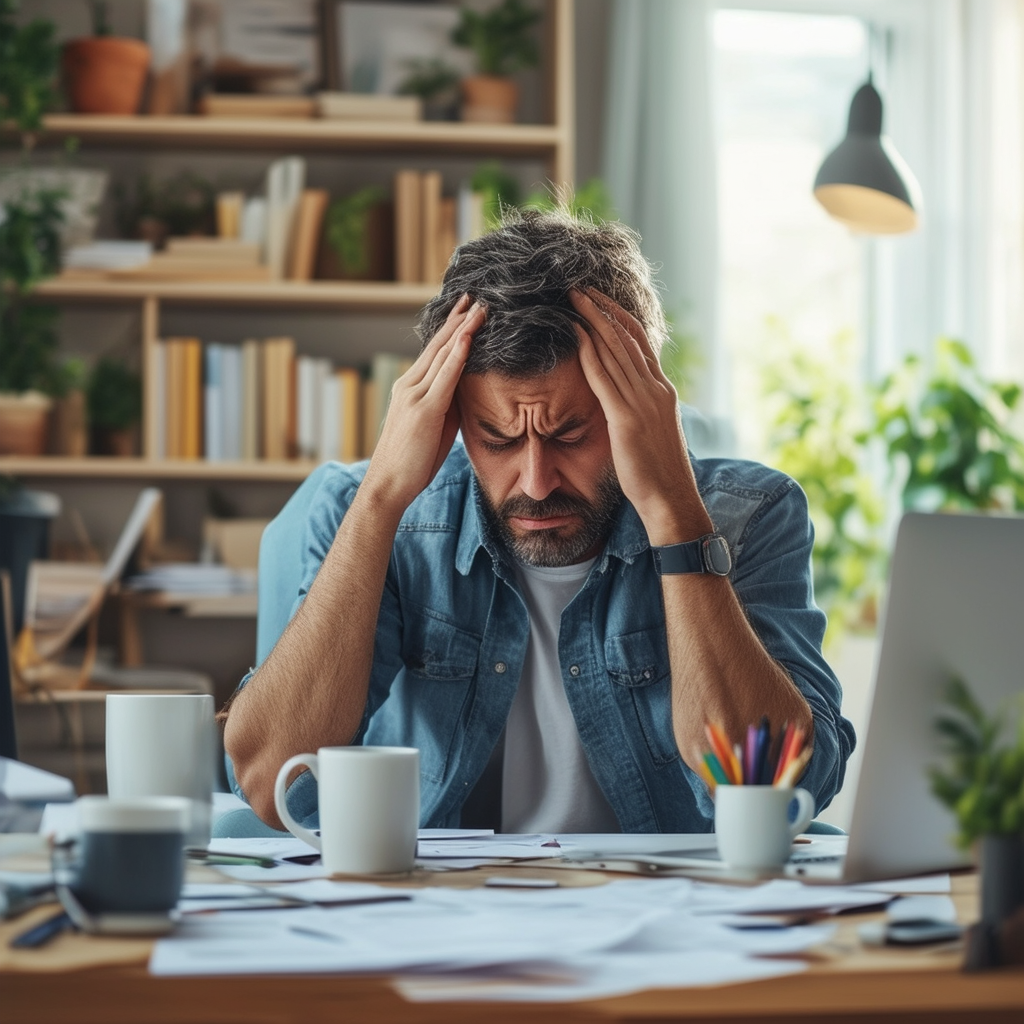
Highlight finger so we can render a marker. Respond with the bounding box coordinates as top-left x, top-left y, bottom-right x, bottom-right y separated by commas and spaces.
576, 324, 627, 409
417, 303, 483, 395
418, 318, 475, 402
571, 292, 643, 398
571, 289, 647, 388
584, 288, 670, 383
407, 294, 474, 384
